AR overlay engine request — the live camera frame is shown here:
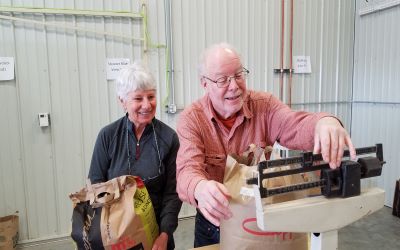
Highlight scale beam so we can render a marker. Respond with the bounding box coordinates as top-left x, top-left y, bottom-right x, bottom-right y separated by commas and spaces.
247, 144, 385, 199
